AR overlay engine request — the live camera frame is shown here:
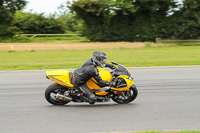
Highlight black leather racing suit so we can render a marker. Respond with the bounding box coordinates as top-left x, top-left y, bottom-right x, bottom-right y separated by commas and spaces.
72, 58, 112, 103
